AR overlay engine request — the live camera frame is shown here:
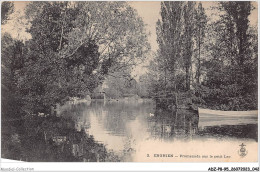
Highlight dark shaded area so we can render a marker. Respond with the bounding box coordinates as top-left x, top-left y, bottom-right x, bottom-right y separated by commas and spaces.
148, 108, 199, 140
198, 124, 258, 141
1, 114, 120, 162
149, 108, 257, 141
1, 1, 14, 24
